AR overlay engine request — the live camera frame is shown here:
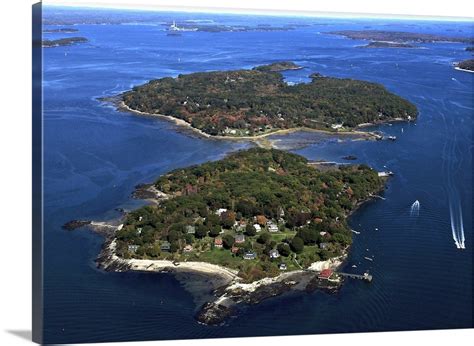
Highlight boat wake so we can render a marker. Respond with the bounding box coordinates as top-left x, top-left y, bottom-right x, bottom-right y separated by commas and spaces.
449, 203, 465, 249
410, 200, 420, 217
